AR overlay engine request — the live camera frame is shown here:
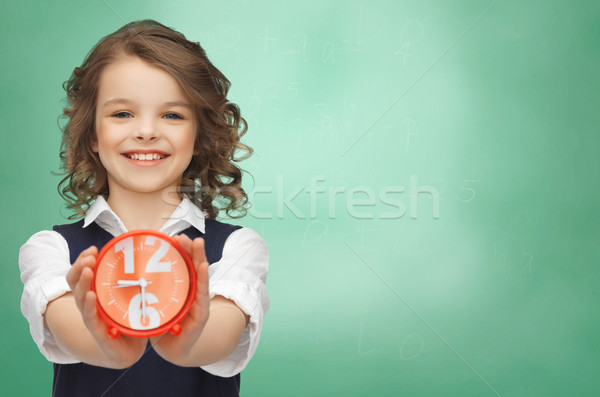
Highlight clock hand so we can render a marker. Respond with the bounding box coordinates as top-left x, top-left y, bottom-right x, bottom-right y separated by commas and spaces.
116, 279, 141, 286
140, 278, 148, 322
113, 279, 152, 288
